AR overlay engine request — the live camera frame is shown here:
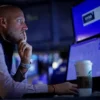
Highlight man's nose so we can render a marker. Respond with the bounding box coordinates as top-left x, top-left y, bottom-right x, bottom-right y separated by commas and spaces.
23, 23, 28, 30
